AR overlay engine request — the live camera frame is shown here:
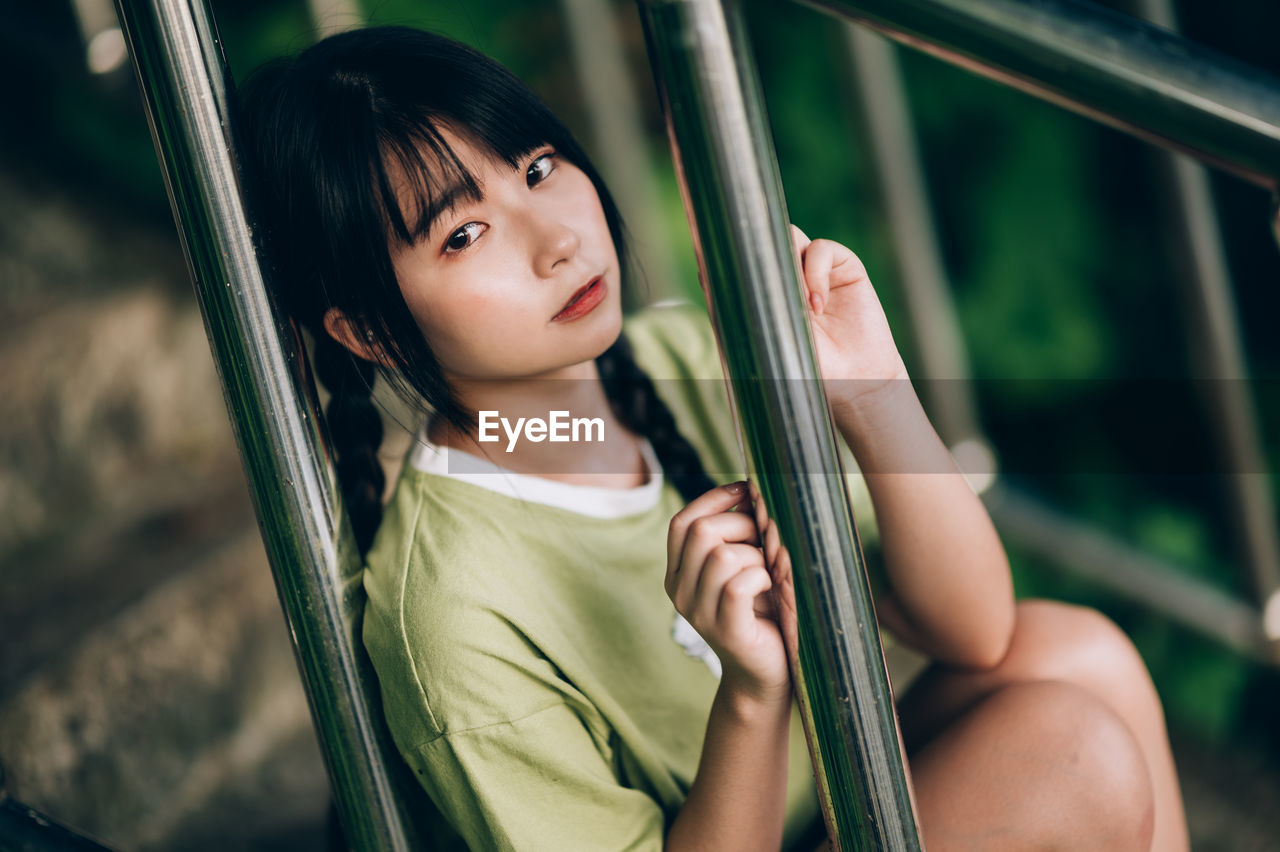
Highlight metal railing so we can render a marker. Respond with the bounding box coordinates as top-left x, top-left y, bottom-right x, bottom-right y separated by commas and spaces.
0, 762, 117, 852
638, 2, 922, 848
802, 0, 1280, 189
638, 0, 1280, 847
110, 0, 422, 848
105, 0, 1280, 849
833, 1, 1280, 662
820, 0, 1280, 662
